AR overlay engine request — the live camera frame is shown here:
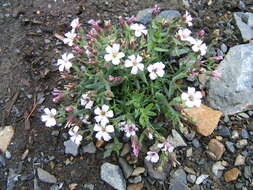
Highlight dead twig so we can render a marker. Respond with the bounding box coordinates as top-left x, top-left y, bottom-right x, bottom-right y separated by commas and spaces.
54, 33, 64, 41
